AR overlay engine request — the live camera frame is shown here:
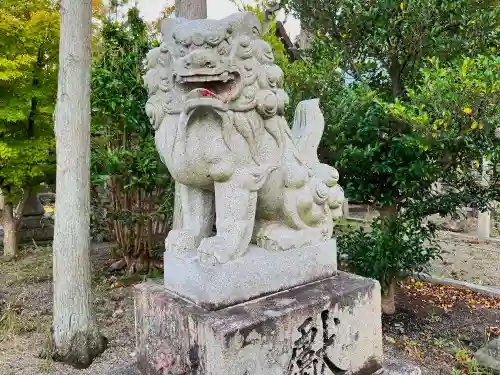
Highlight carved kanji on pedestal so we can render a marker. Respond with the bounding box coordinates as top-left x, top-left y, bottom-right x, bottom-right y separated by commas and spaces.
287, 310, 347, 375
